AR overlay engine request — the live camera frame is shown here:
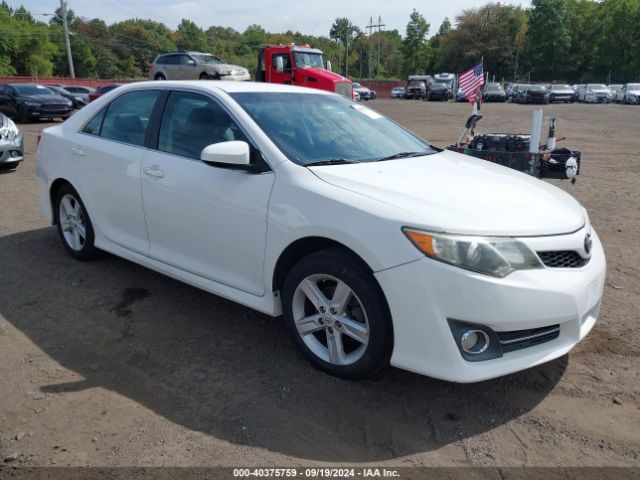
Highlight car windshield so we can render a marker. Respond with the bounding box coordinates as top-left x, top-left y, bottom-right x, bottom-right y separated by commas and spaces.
293, 51, 324, 69
486, 83, 502, 91
13, 84, 51, 95
433, 83, 447, 88
230, 92, 435, 165
352, 83, 362, 88
551, 85, 570, 90
529, 85, 547, 91
195, 55, 222, 65
589, 84, 608, 90
627, 84, 640, 89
